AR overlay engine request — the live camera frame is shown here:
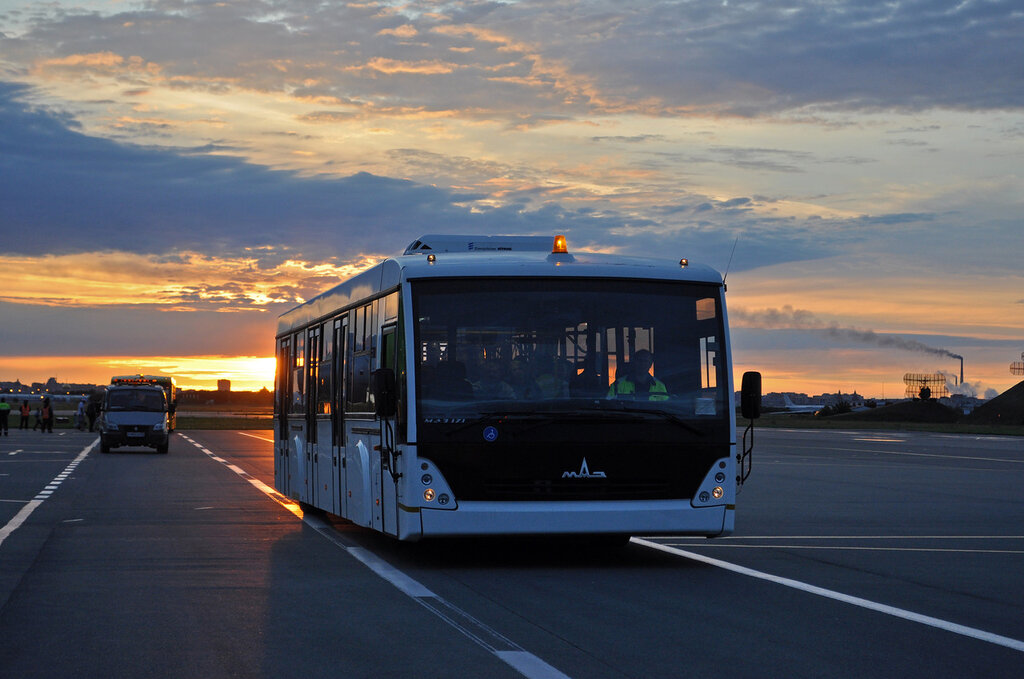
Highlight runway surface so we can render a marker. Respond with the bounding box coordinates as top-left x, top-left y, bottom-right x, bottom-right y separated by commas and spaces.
0, 427, 1021, 678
